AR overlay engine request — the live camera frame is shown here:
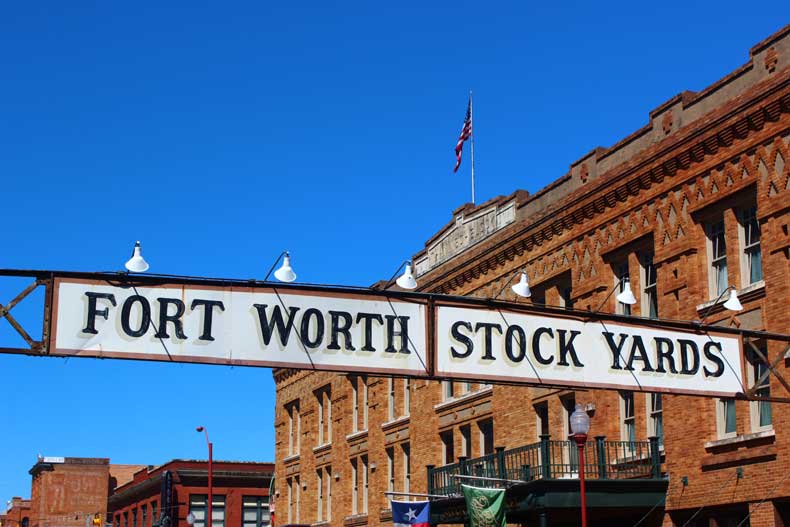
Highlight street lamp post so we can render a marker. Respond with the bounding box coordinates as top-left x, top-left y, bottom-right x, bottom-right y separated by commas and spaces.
570, 404, 591, 527
196, 427, 213, 527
